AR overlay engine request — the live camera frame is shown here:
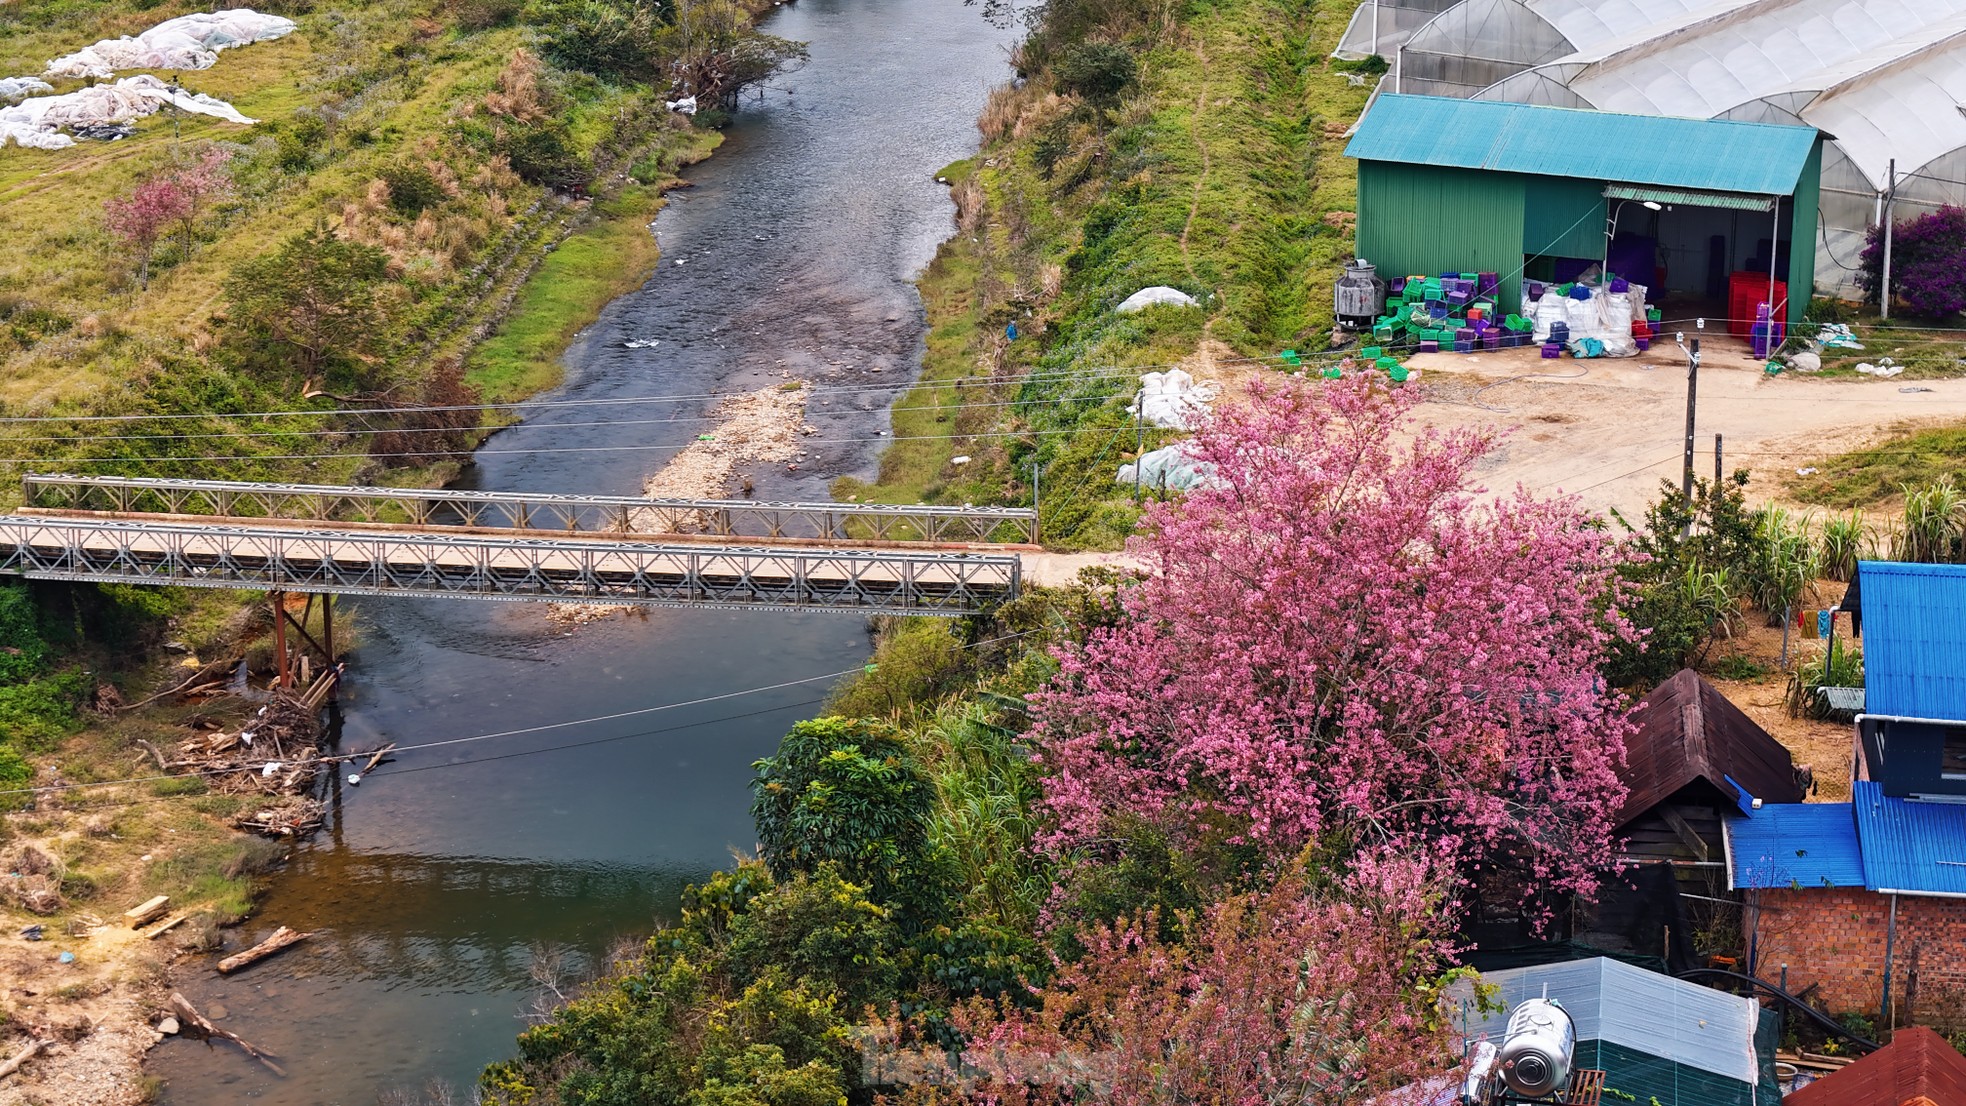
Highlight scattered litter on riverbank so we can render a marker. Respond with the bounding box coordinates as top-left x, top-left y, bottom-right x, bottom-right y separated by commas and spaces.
164, 678, 339, 839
